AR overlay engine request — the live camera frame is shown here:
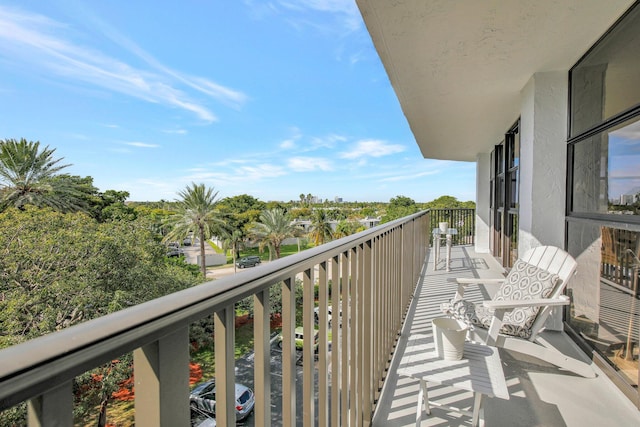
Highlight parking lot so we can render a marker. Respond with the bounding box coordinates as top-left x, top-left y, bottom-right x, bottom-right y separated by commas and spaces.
232, 339, 320, 426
